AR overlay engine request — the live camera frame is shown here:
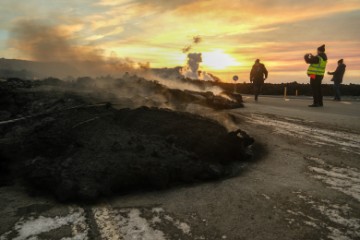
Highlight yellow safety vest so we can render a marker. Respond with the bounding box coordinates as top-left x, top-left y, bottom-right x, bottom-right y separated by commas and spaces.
307, 56, 327, 76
